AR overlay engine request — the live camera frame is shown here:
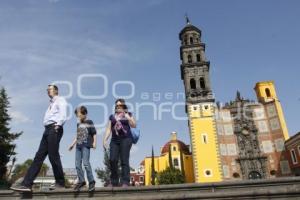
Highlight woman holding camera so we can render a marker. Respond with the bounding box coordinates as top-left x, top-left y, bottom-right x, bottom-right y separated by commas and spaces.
103, 98, 136, 187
